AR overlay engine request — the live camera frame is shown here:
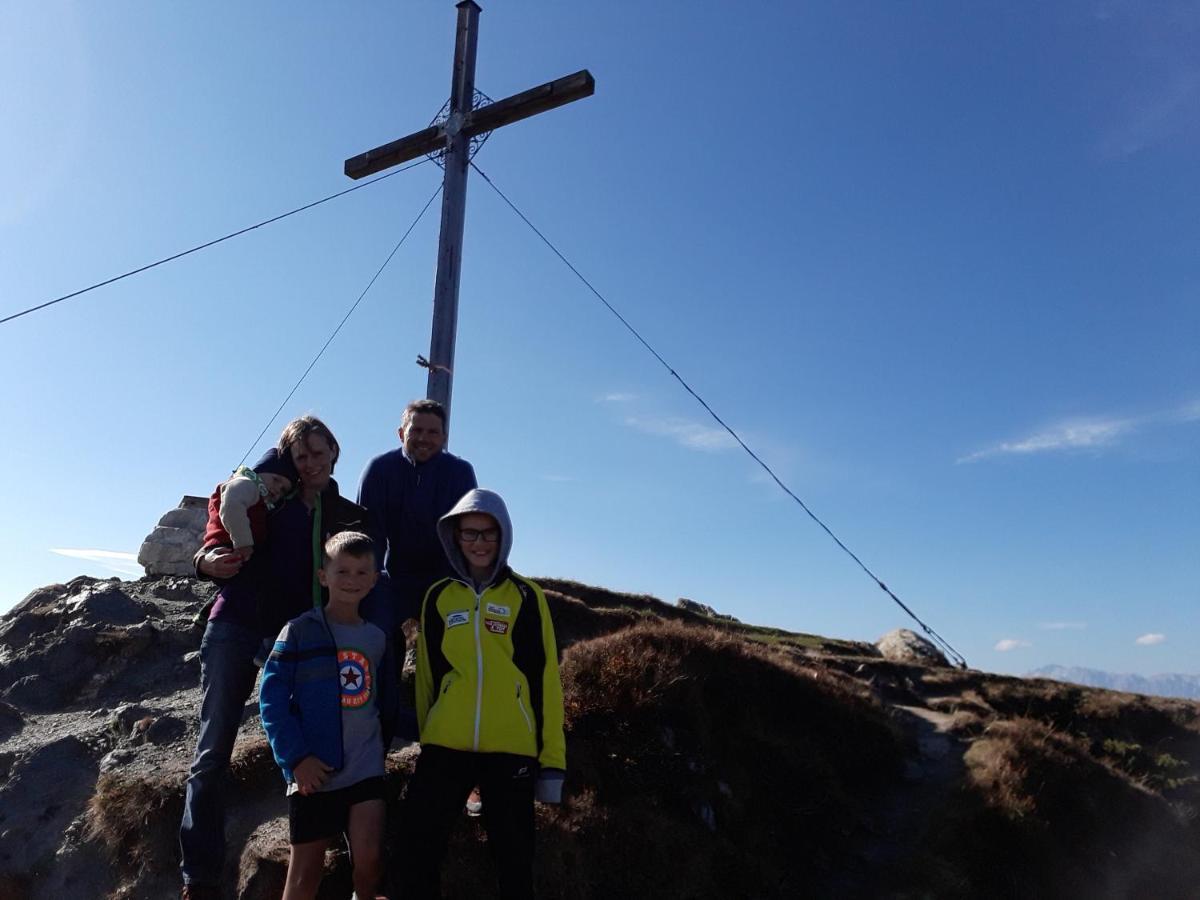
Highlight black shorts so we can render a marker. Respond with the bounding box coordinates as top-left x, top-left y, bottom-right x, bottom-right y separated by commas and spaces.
288, 775, 385, 845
